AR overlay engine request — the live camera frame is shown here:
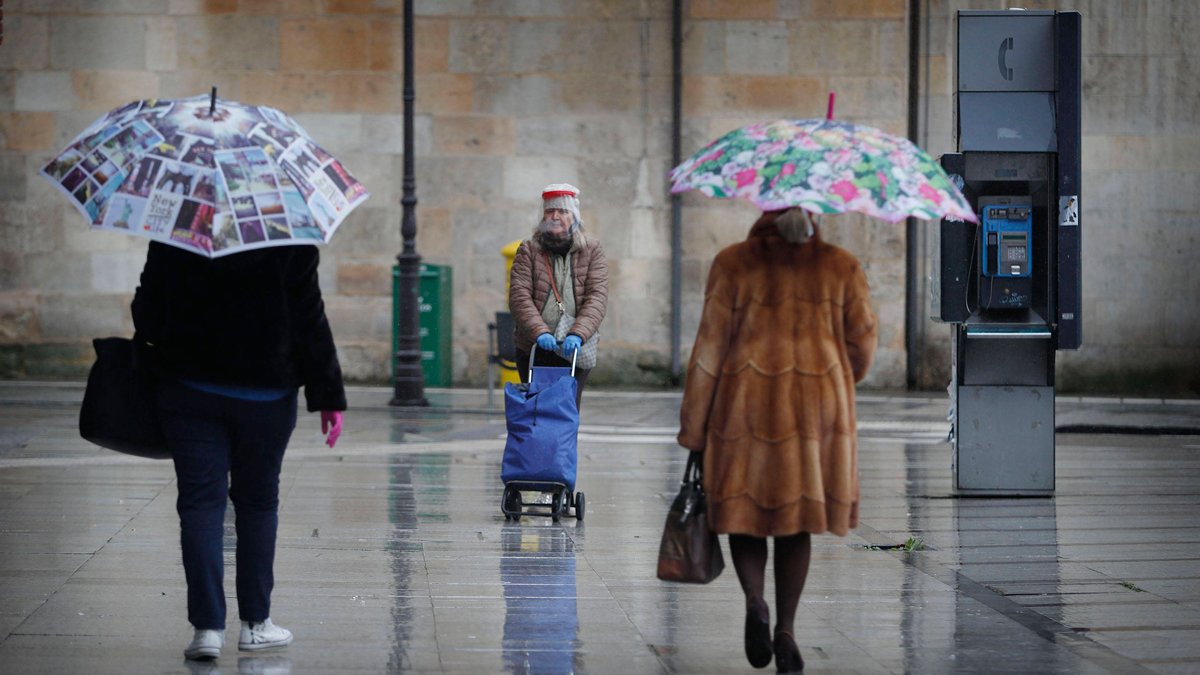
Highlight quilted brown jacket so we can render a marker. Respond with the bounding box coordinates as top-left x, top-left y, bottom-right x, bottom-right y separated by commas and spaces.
677, 214, 877, 537
509, 232, 609, 354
